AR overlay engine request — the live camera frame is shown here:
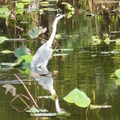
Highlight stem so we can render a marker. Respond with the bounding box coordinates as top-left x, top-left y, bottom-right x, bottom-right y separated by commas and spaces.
14, 74, 39, 109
